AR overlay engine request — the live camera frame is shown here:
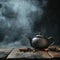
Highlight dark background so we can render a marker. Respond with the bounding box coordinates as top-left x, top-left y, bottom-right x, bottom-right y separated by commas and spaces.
33, 0, 60, 45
